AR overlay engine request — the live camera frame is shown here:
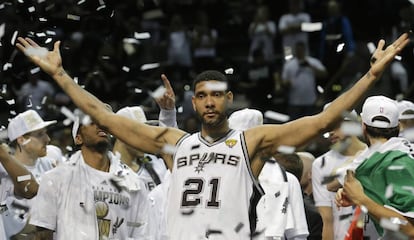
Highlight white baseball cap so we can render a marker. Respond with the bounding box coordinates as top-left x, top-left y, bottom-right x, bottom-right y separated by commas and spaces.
228, 108, 263, 130
396, 100, 414, 120
361, 96, 399, 128
7, 110, 56, 142
116, 106, 148, 123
